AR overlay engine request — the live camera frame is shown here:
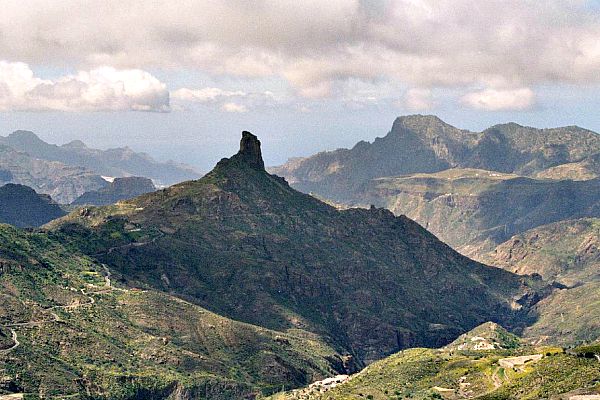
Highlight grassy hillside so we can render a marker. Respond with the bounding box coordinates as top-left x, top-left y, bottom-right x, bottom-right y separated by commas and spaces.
0, 224, 344, 398
270, 324, 600, 400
